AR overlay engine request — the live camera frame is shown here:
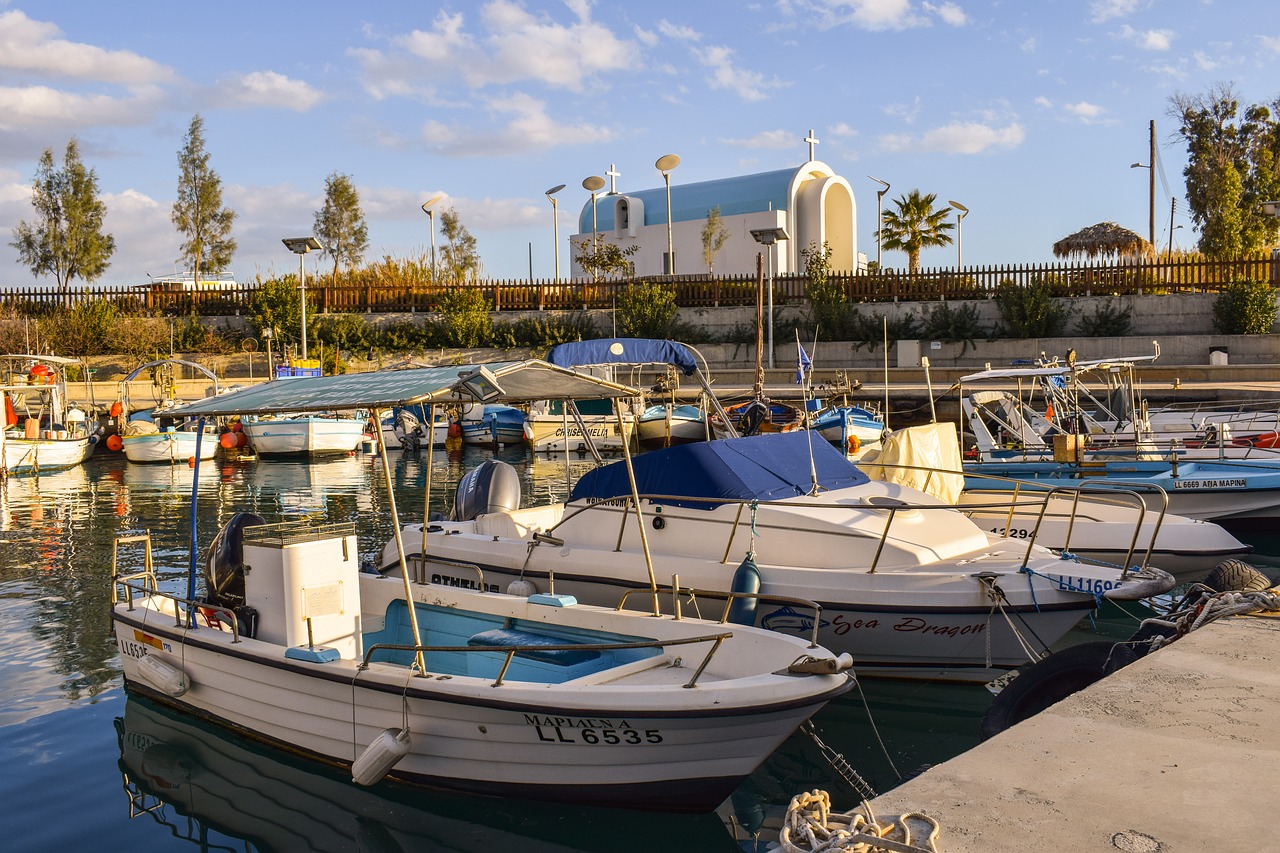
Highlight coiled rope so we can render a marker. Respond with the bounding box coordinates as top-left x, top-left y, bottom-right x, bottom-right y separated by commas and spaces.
780, 789, 940, 853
